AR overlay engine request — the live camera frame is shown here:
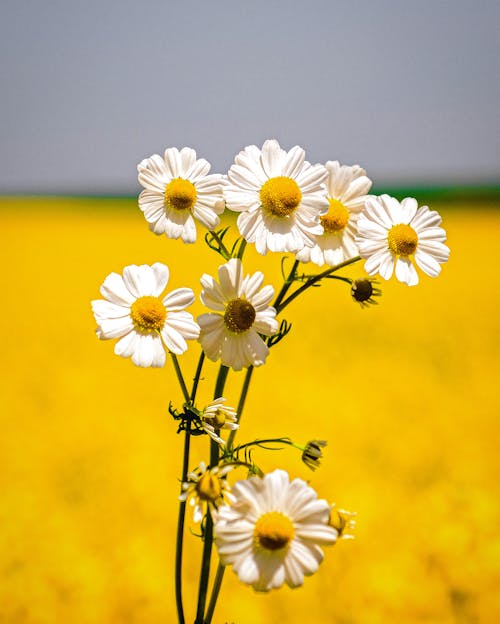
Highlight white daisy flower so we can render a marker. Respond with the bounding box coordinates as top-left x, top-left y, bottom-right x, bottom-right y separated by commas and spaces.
179, 462, 234, 523
296, 160, 372, 266
91, 263, 200, 367
137, 147, 225, 243
202, 397, 239, 446
198, 258, 279, 371
356, 195, 450, 286
214, 469, 338, 592
224, 139, 329, 255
